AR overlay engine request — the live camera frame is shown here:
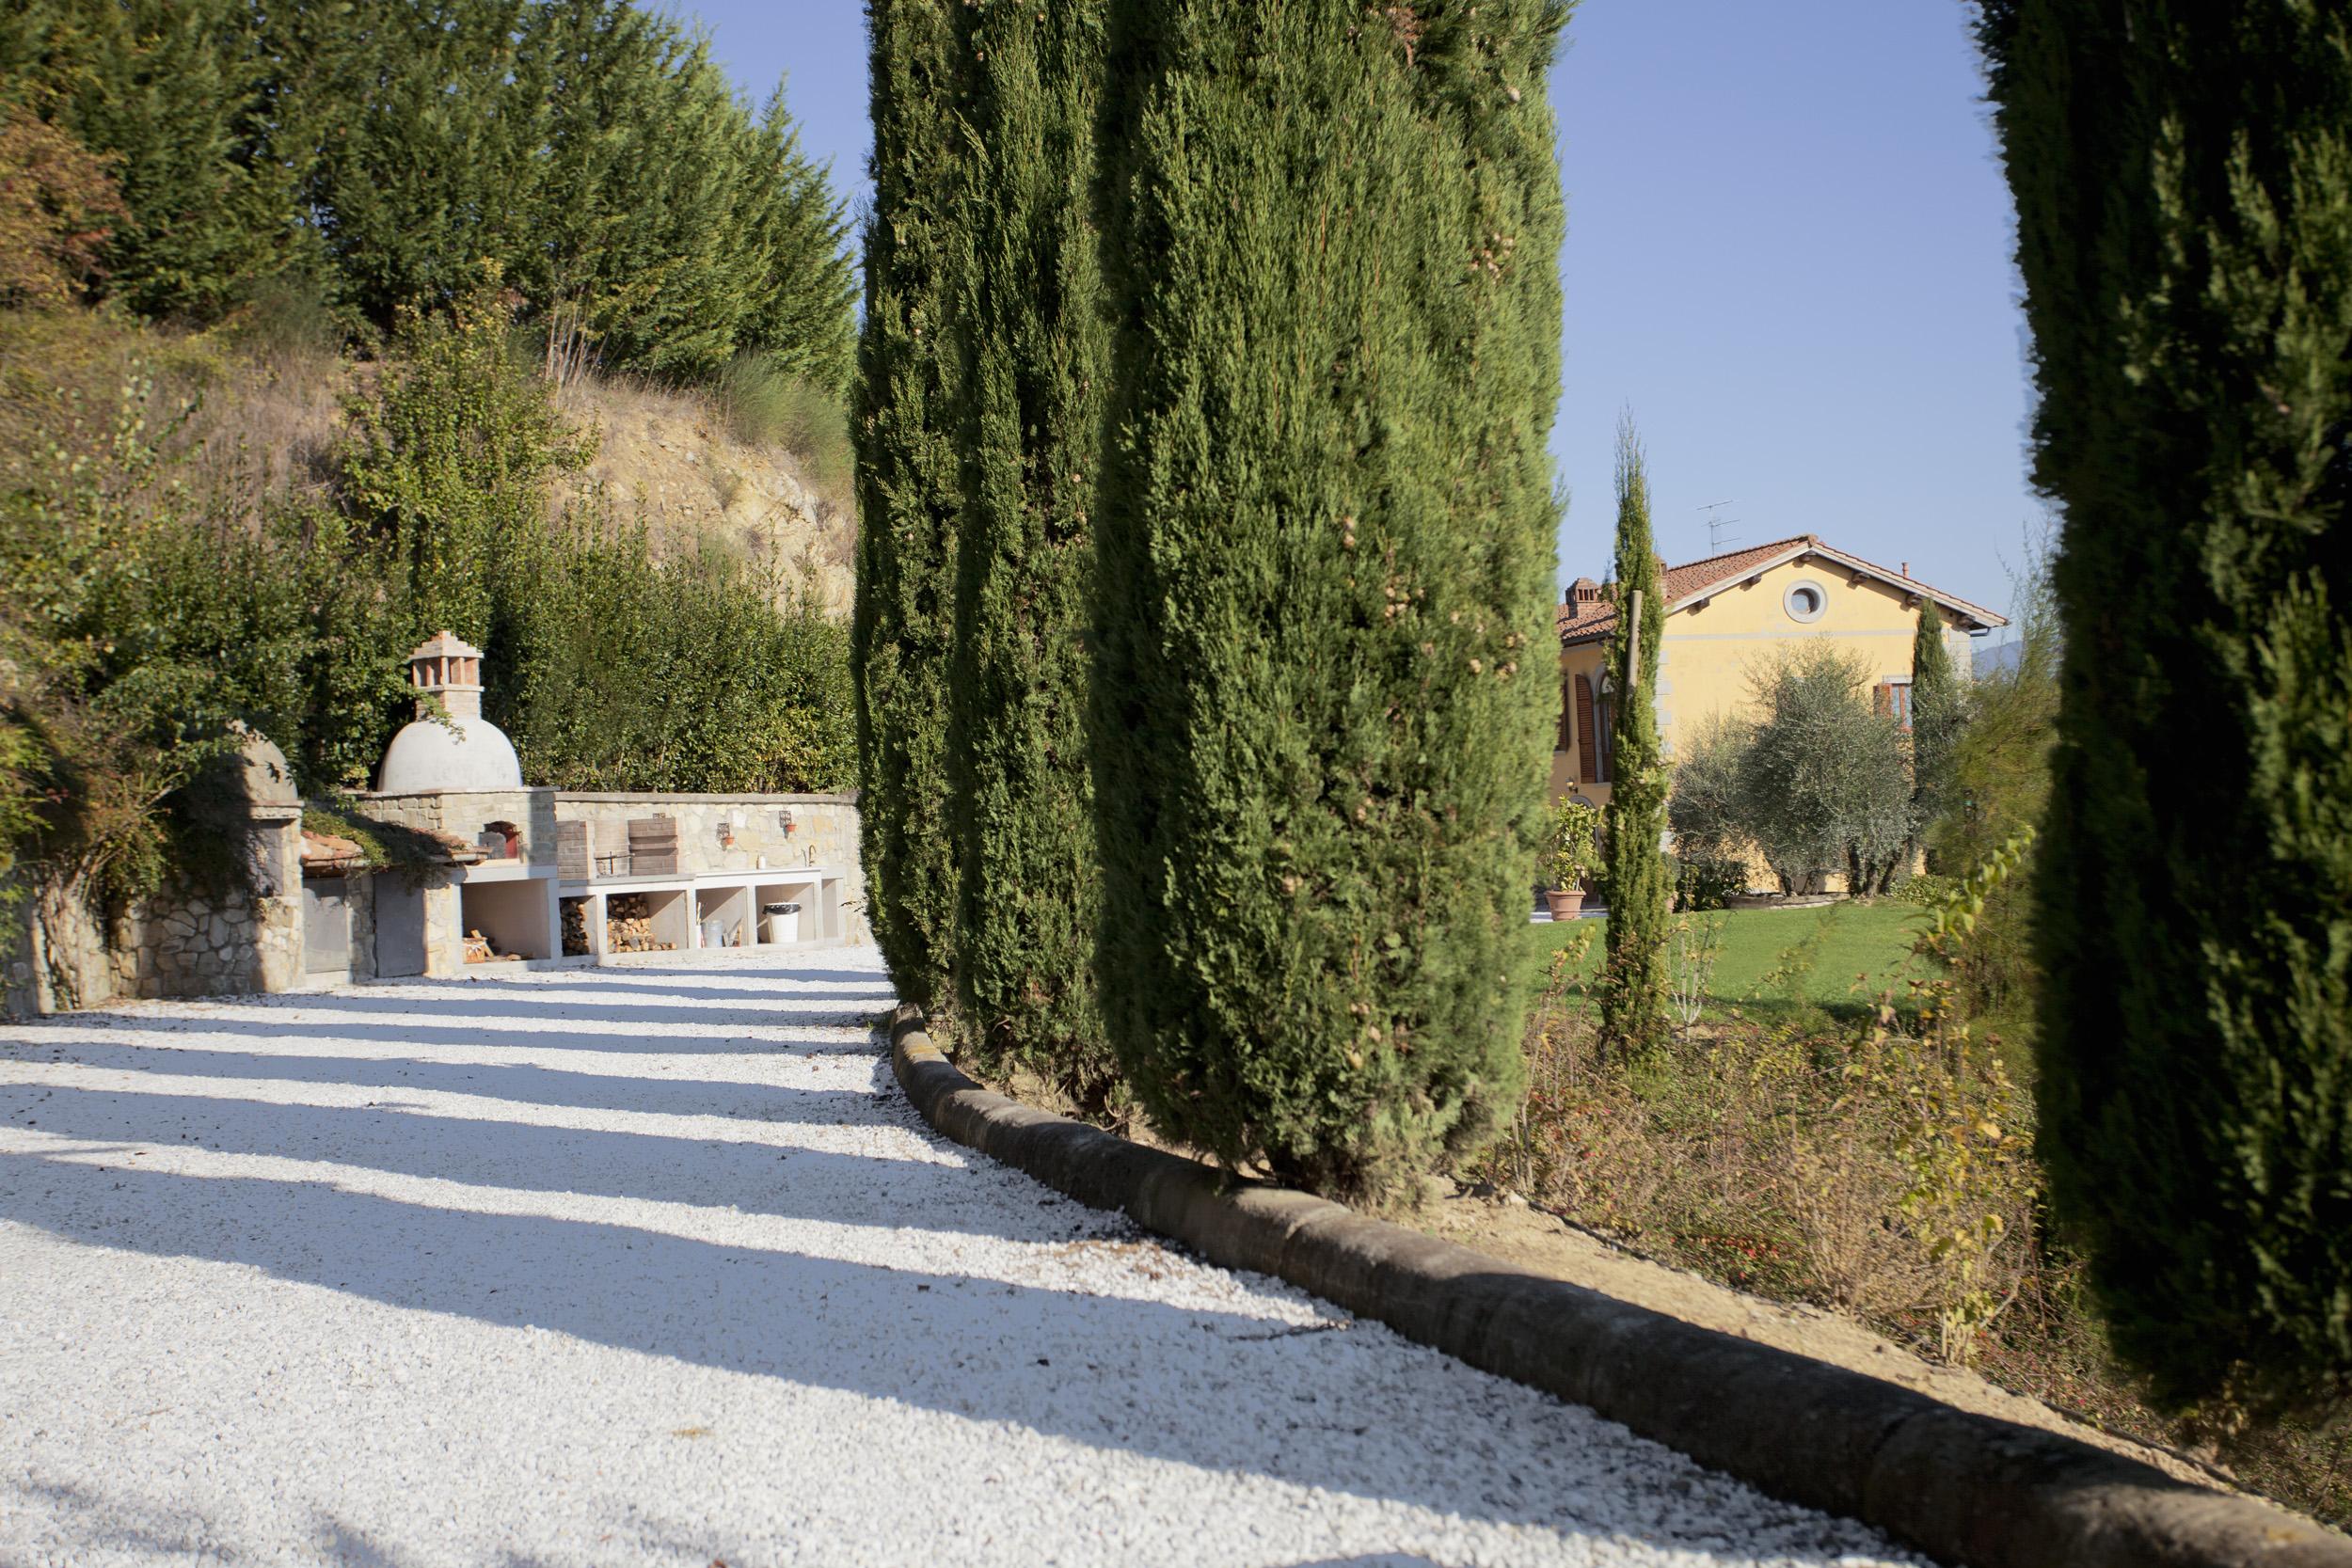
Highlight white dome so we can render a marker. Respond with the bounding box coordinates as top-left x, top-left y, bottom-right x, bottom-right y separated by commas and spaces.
375, 715, 525, 793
